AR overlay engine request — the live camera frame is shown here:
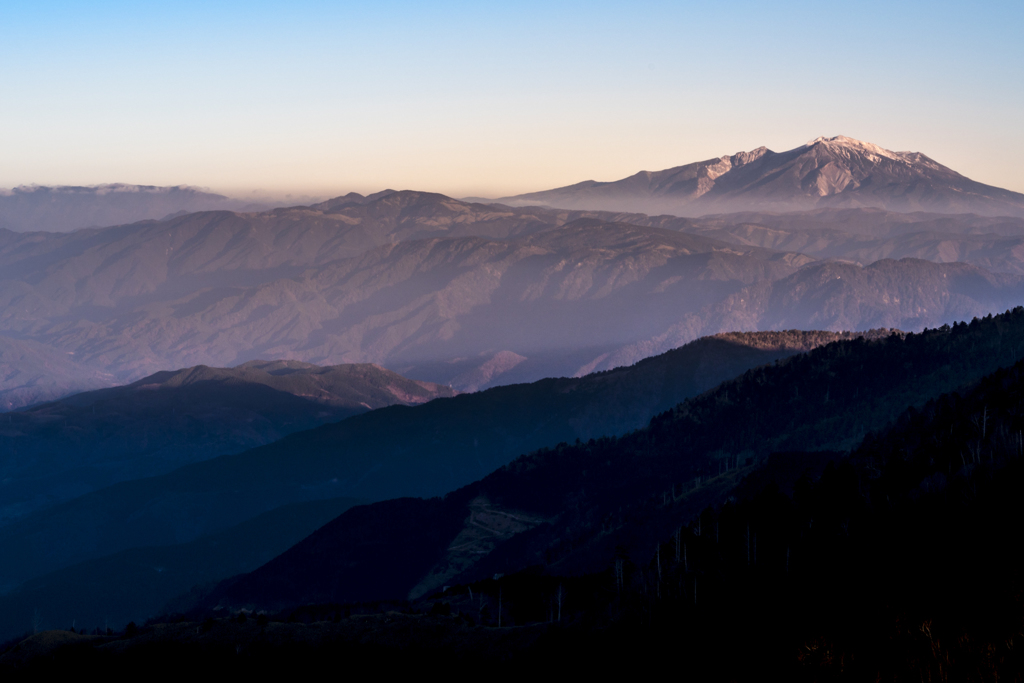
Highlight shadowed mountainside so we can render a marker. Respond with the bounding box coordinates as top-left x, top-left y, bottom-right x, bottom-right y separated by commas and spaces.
0, 361, 454, 525
0, 496, 360, 638
0, 330, 870, 598
11, 328, 1024, 678
195, 309, 1024, 612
